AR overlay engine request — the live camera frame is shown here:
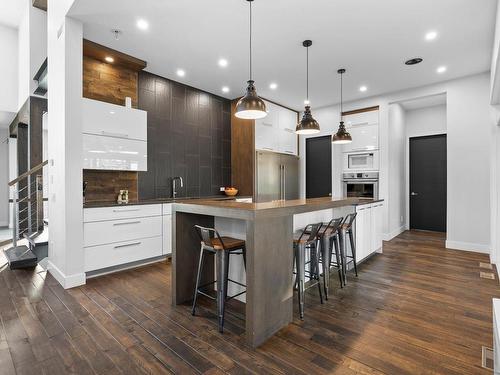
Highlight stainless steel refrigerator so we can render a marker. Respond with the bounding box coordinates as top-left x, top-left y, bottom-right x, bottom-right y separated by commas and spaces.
255, 151, 299, 202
